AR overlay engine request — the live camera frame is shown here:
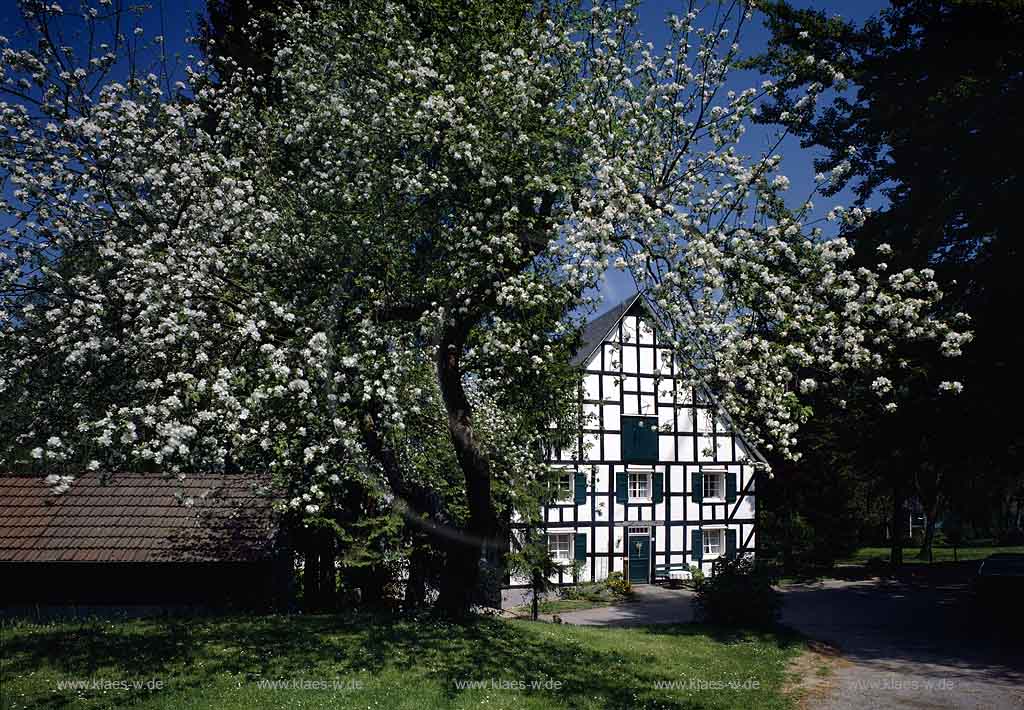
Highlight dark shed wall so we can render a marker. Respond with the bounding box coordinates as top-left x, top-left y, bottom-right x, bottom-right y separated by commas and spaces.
0, 560, 291, 610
